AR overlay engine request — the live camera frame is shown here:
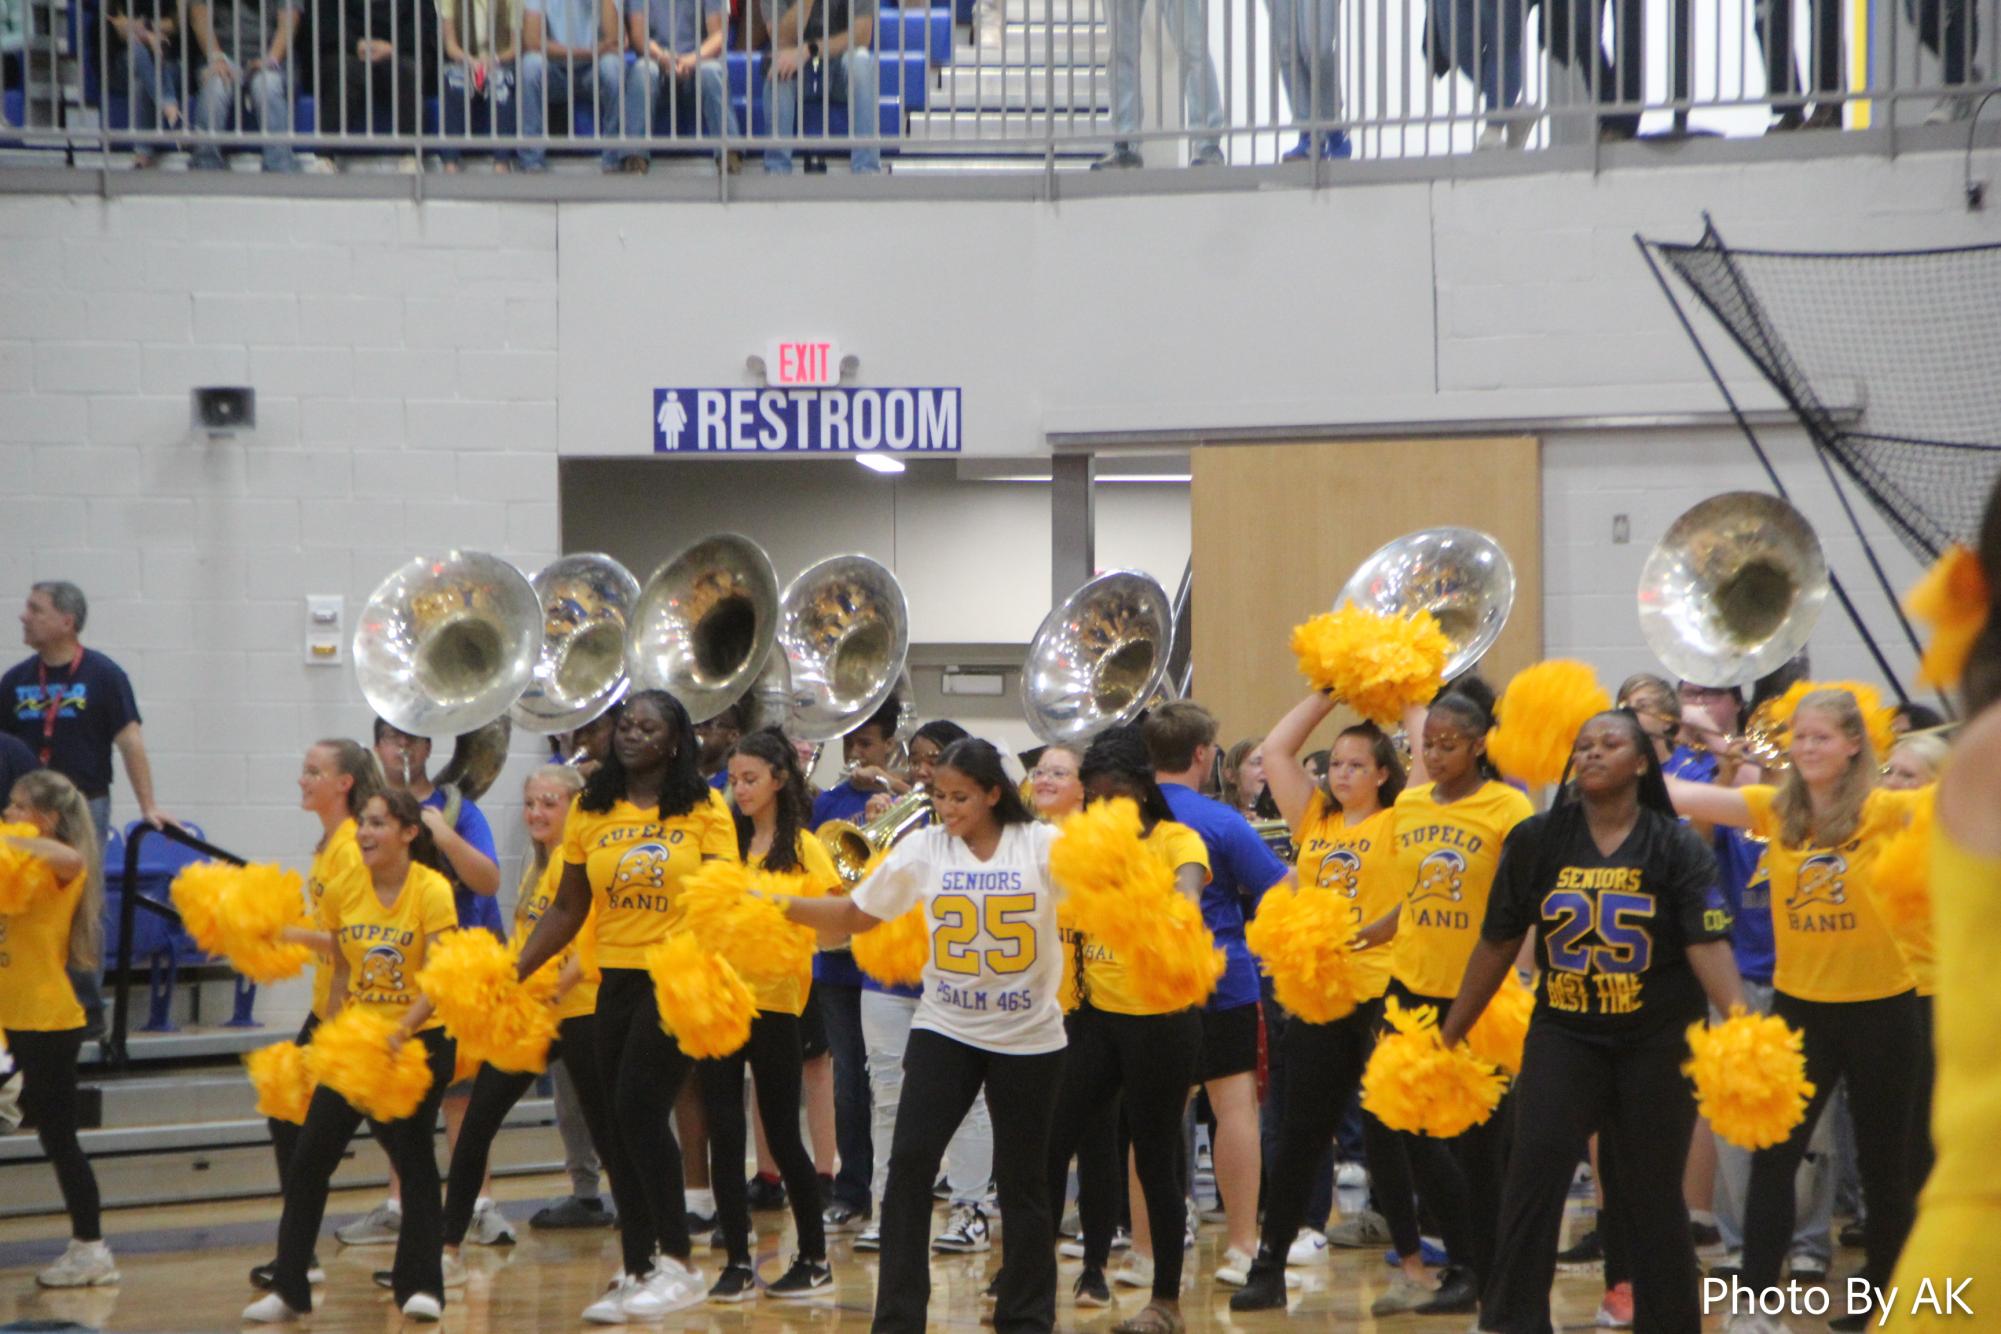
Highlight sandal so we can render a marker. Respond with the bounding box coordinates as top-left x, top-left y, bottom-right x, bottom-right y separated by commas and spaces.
1112, 1300, 1185, 1334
